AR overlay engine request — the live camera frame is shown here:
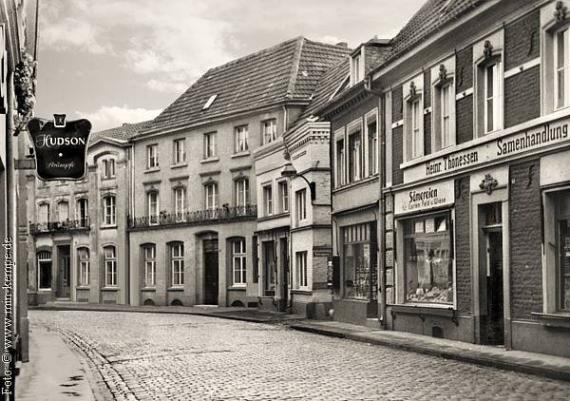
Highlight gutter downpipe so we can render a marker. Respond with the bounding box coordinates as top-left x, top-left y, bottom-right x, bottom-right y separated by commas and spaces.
364, 75, 387, 329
